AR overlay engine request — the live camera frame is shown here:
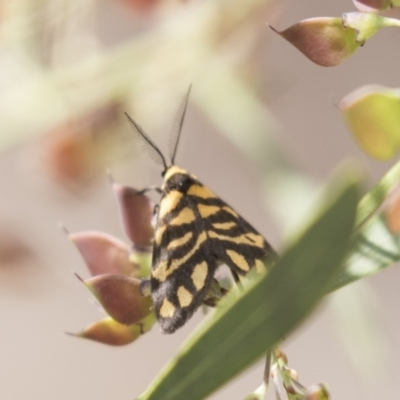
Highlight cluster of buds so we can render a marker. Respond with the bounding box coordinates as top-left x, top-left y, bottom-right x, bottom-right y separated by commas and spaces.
67, 180, 157, 345
245, 349, 330, 400
270, 5, 400, 67
271, 349, 330, 400
269, 5, 400, 161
